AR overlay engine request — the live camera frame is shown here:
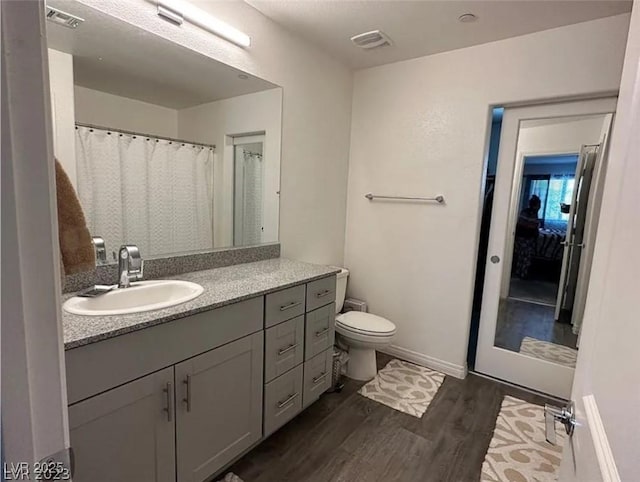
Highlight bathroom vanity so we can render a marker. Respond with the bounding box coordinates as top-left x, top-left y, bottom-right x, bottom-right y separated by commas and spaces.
63, 259, 338, 482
